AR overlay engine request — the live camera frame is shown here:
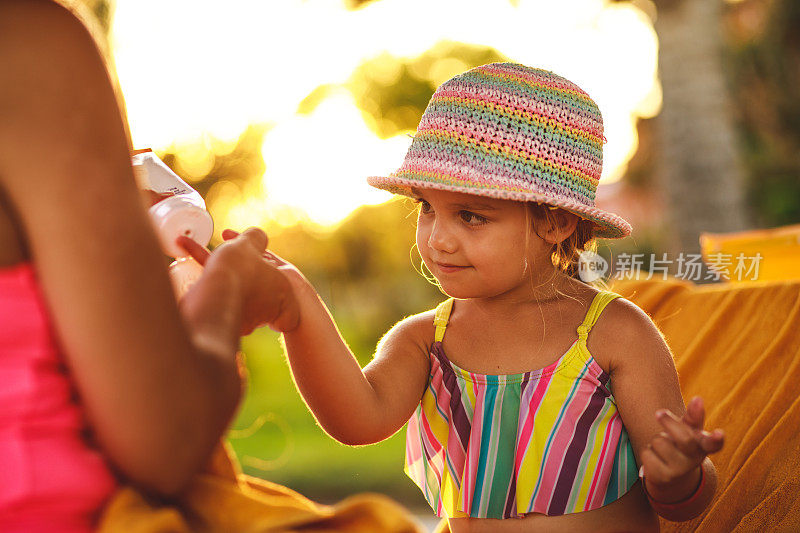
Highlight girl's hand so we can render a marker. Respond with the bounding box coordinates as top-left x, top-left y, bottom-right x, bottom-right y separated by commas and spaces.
640, 396, 725, 501
177, 227, 300, 335
218, 228, 311, 293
